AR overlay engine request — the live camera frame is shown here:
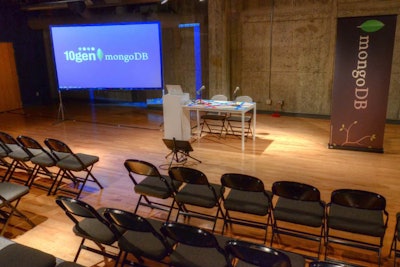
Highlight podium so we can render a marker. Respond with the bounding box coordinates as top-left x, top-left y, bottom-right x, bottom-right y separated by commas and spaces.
162, 93, 191, 140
